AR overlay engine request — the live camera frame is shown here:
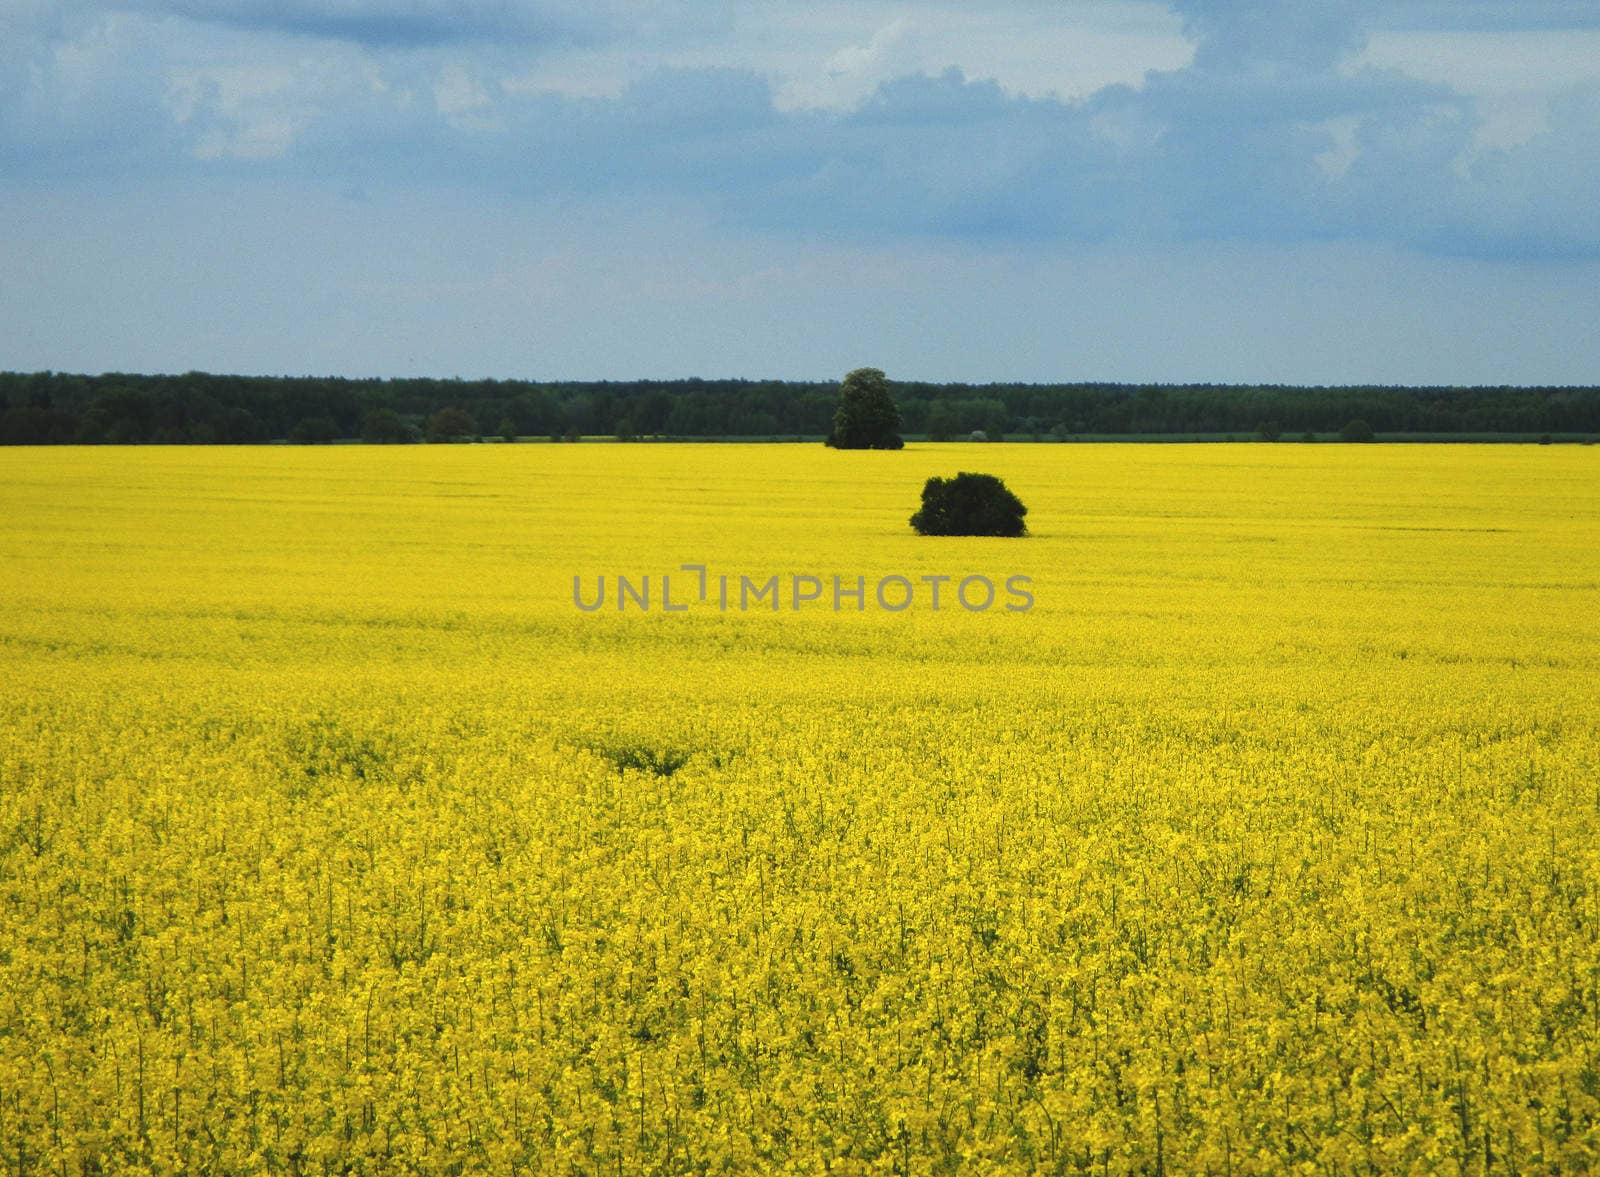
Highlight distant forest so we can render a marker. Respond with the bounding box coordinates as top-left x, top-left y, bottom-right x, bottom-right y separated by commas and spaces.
3, 370, 1598, 444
